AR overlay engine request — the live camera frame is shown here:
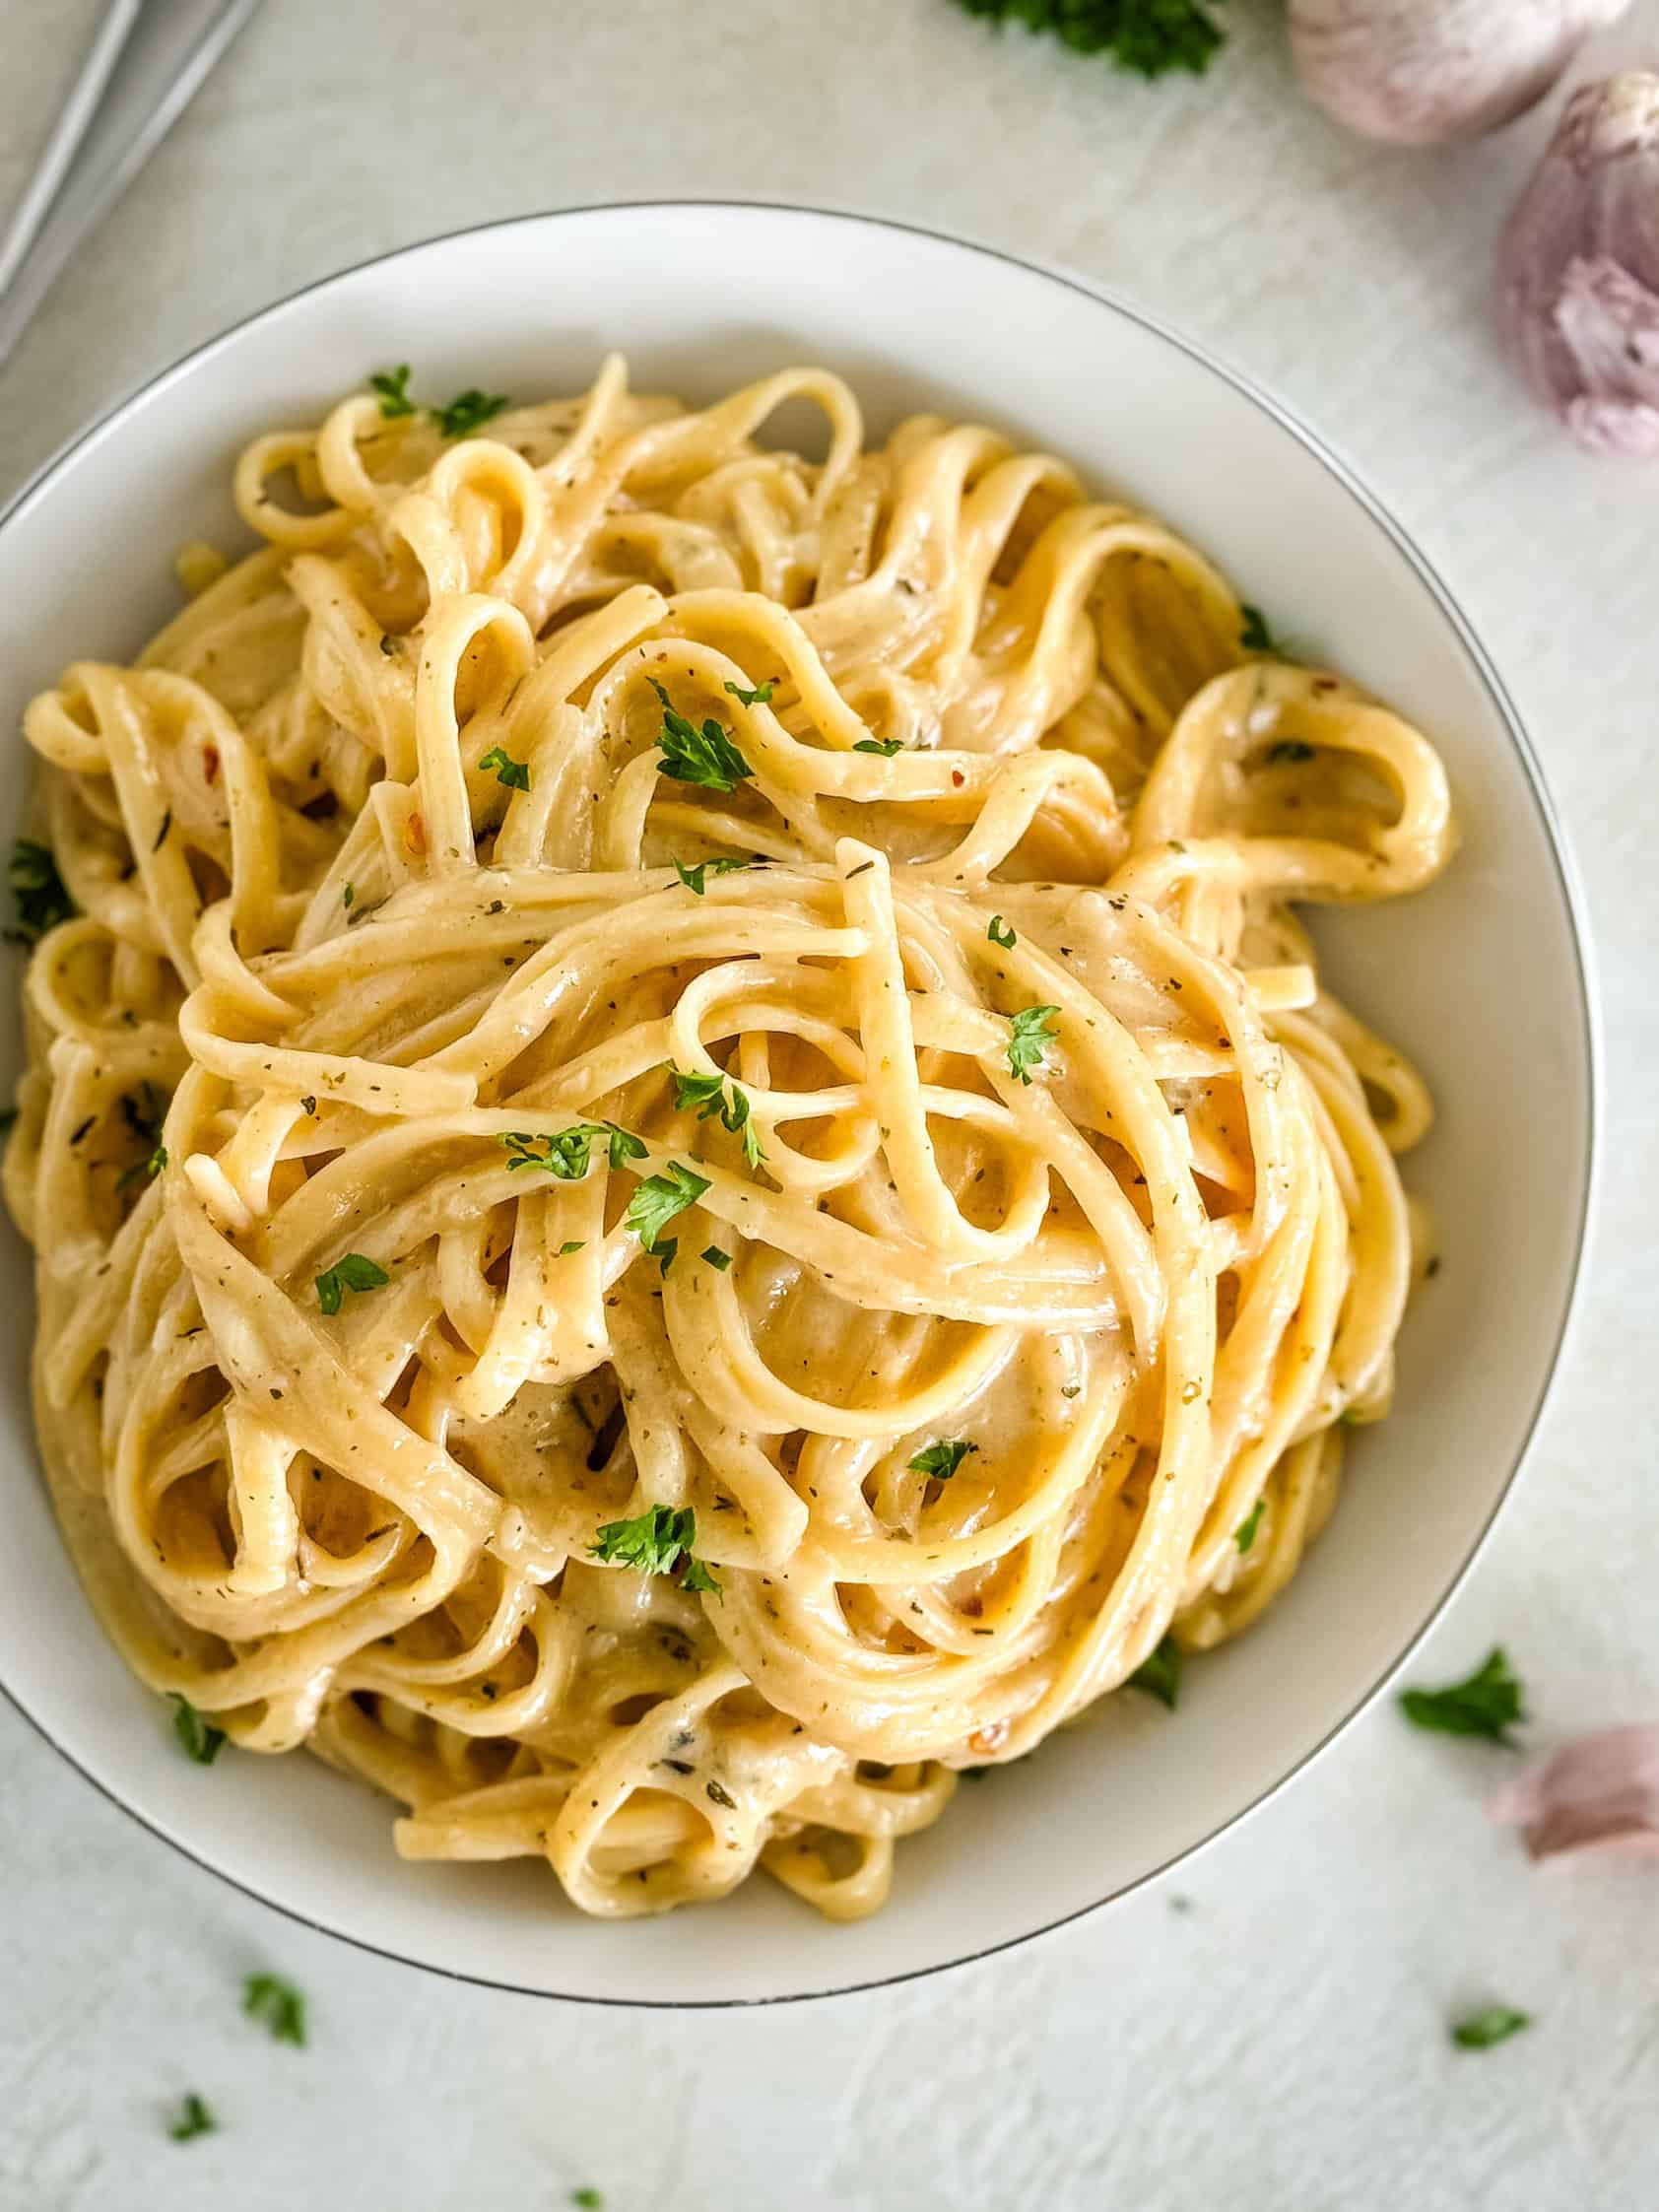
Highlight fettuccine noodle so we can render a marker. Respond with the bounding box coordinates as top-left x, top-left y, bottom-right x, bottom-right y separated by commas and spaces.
4, 356, 1453, 1920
